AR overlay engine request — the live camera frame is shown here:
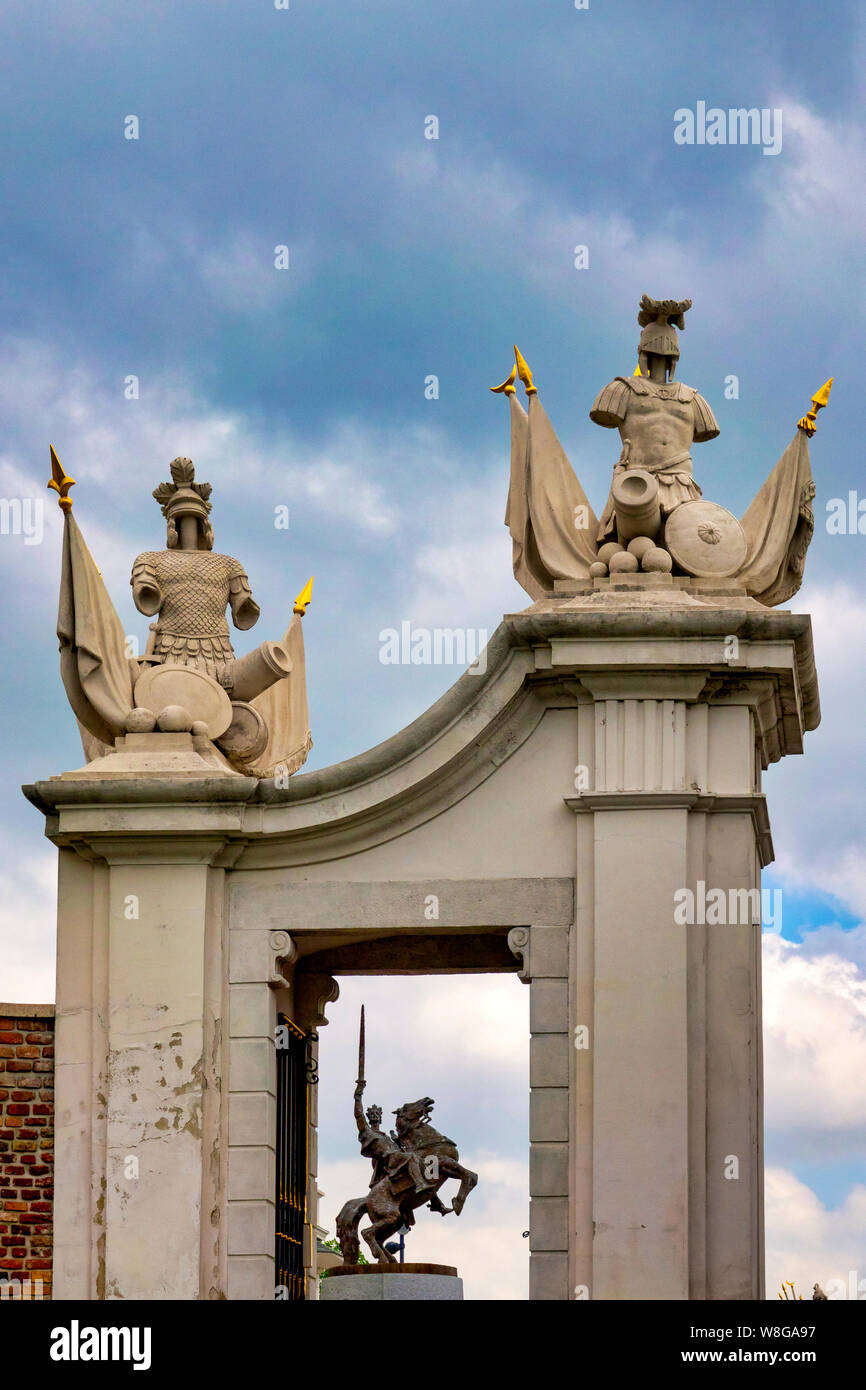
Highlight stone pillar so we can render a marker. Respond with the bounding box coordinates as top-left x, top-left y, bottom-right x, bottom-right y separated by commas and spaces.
25, 743, 256, 1300
543, 604, 816, 1302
